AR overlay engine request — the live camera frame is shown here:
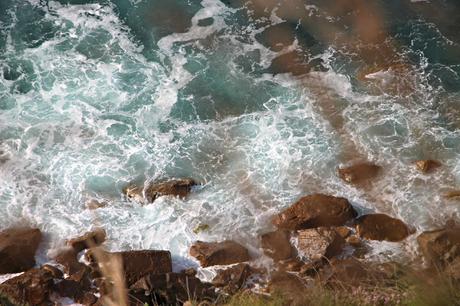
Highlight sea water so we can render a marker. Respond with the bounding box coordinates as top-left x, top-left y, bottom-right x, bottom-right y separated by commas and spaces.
0, 0, 459, 272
